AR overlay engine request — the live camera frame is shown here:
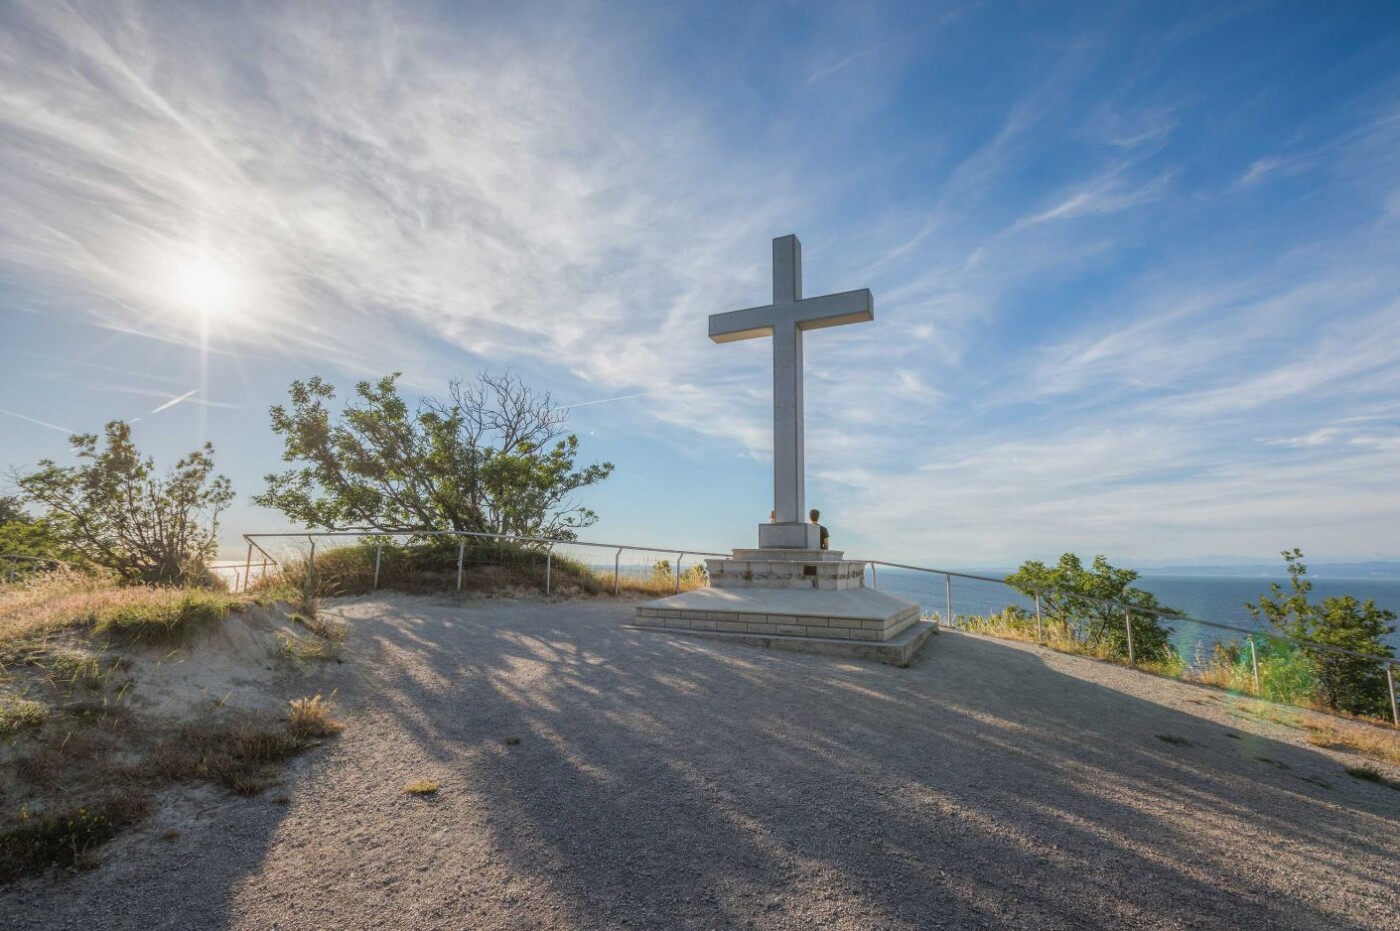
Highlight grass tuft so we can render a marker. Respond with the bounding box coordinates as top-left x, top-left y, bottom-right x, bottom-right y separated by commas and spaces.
0, 693, 48, 736
287, 694, 344, 739
0, 794, 152, 882
149, 719, 309, 795
276, 629, 336, 662
91, 589, 235, 643
403, 779, 439, 795
1302, 722, 1400, 766
1344, 765, 1400, 789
